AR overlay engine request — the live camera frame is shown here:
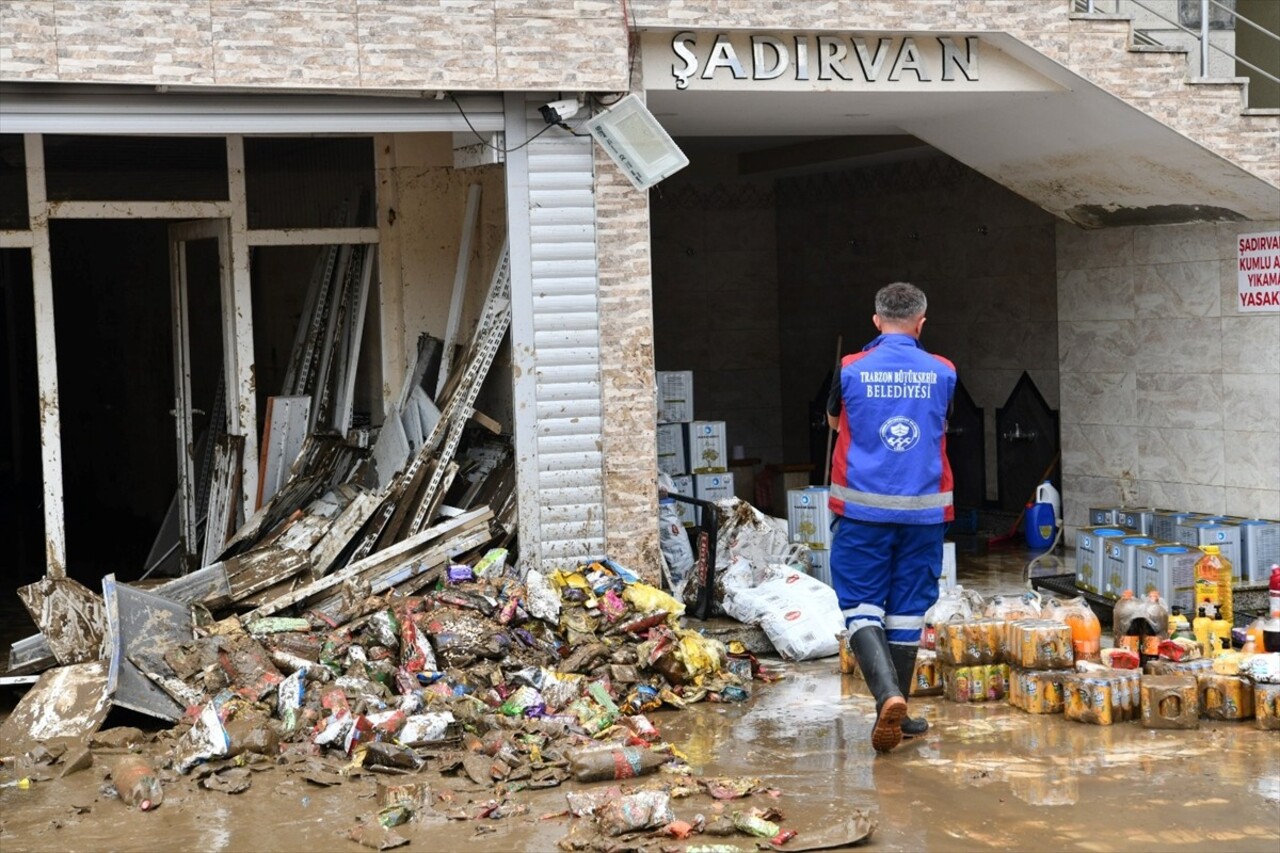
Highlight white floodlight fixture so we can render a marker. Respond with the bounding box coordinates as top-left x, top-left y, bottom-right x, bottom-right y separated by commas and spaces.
583, 94, 689, 191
